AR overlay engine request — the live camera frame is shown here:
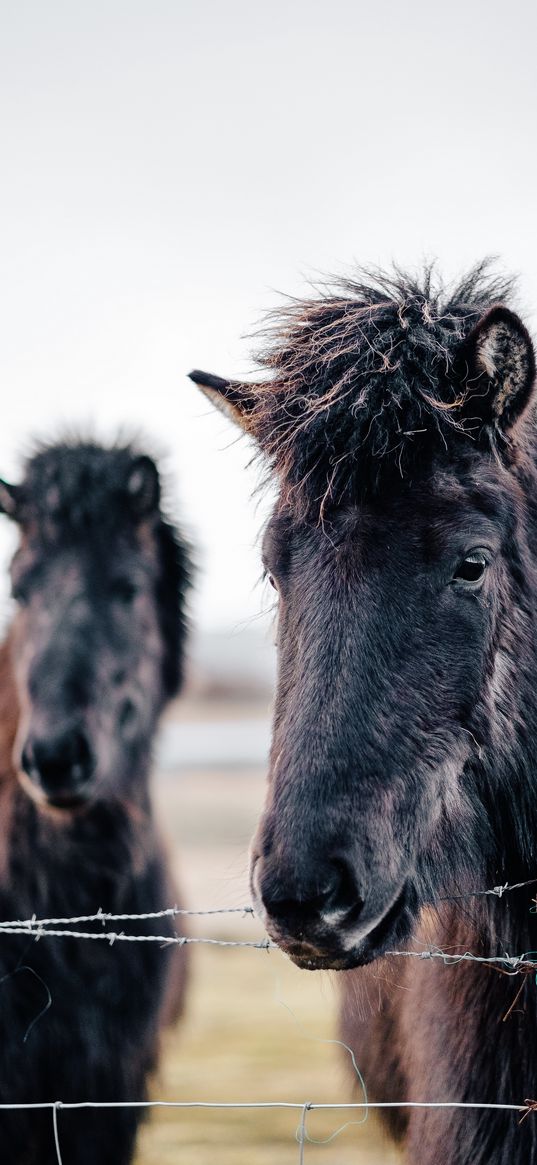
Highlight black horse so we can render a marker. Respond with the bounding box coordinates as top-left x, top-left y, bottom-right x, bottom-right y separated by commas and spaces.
0, 441, 190, 1164
191, 264, 537, 1163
